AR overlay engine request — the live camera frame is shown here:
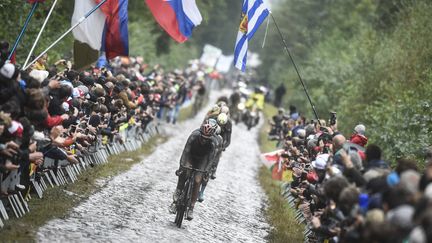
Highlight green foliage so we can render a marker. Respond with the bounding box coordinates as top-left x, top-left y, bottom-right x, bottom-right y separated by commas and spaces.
0, 0, 74, 63
0, 0, 240, 68
259, 0, 432, 164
